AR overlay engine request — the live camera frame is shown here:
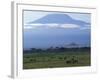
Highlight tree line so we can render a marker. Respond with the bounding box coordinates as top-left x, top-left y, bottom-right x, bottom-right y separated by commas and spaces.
23, 46, 90, 54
